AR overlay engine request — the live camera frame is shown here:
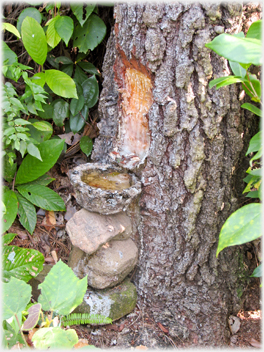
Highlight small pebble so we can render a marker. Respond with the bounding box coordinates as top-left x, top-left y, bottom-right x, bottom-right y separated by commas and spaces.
214, 26, 224, 34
